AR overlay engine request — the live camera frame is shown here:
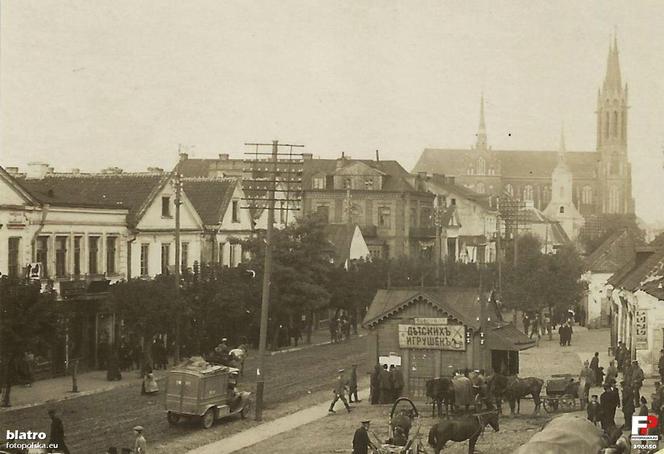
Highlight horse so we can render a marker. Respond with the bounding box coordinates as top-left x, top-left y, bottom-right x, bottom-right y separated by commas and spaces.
427, 411, 500, 454
503, 376, 544, 415
426, 377, 455, 417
